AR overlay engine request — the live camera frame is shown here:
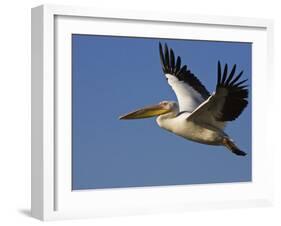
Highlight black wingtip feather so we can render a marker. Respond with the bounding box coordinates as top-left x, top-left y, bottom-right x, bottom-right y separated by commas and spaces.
229, 70, 243, 85
175, 56, 181, 74
234, 79, 248, 87
216, 63, 249, 121
164, 44, 169, 69
217, 61, 222, 84
170, 49, 175, 70
221, 64, 228, 84
159, 43, 165, 70
225, 64, 236, 85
